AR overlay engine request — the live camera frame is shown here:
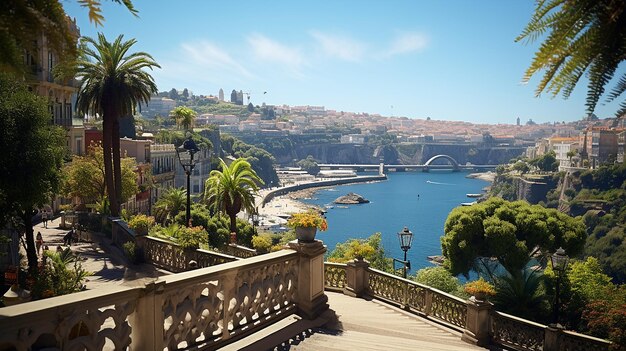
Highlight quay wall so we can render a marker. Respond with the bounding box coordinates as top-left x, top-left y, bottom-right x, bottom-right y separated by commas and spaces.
261, 175, 387, 206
